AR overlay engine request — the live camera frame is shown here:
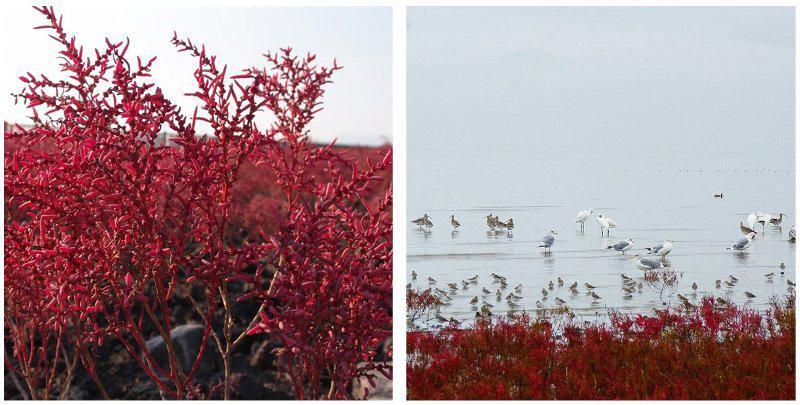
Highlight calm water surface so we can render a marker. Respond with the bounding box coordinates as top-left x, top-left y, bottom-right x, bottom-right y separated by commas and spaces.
408, 150, 795, 325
